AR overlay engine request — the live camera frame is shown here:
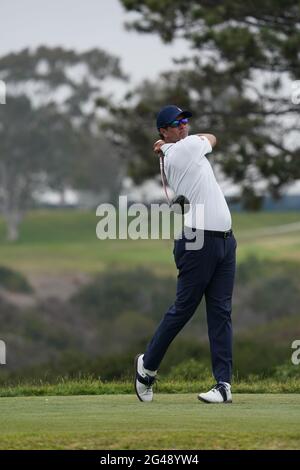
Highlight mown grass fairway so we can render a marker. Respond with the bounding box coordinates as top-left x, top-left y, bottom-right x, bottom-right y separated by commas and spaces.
0, 394, 299, 449
0, 210, 299, 274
